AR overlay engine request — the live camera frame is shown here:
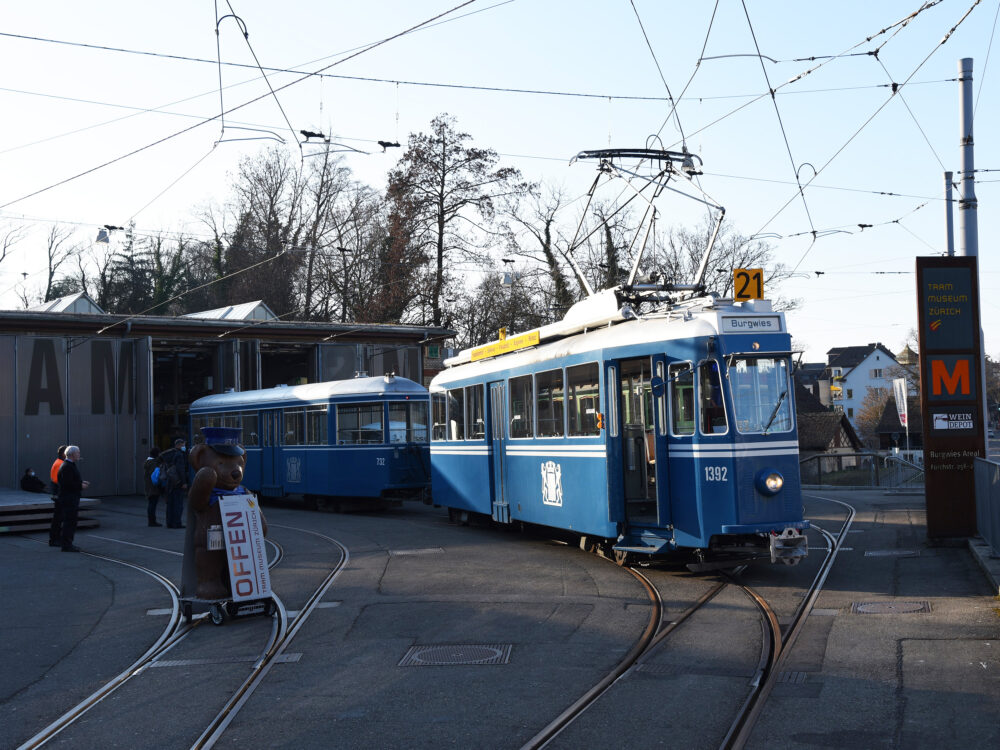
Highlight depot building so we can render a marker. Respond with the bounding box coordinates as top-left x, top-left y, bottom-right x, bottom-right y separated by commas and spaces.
0, 293, 452, 496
